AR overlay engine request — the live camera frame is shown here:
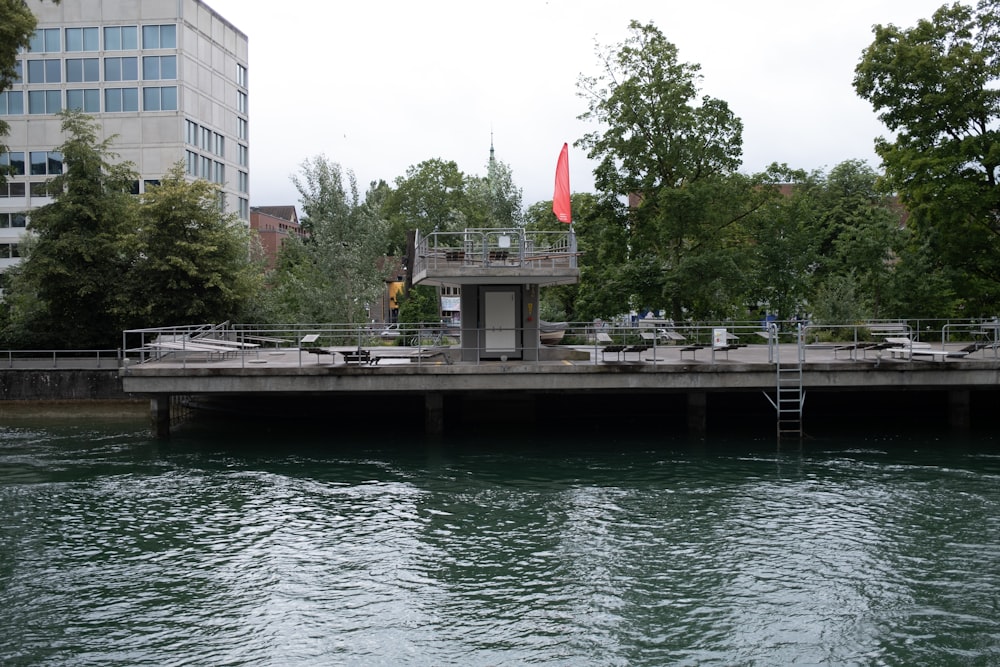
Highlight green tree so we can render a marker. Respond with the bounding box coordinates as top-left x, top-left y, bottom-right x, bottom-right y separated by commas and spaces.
466, 156, 524, 229
127, 163, 262, 327
3, 111, 137, 348
577, 21, 755, 320
740, 165, 819, 321
383, 159, 469, 254
854, 0, 1000, 313
273, 155, 389, 324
